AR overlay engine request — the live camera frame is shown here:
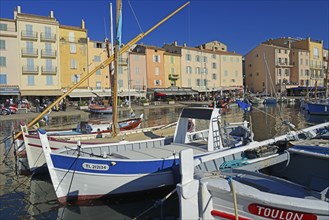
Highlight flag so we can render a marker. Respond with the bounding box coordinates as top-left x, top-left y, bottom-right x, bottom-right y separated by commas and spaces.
116, 1, 122, 48
236, 100, 252, 112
